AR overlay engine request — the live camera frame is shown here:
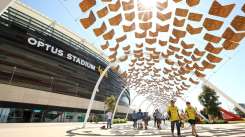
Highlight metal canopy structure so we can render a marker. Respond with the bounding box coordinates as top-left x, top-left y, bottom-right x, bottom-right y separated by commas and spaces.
78, 0, 245, 128
78, 0, 245, 101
